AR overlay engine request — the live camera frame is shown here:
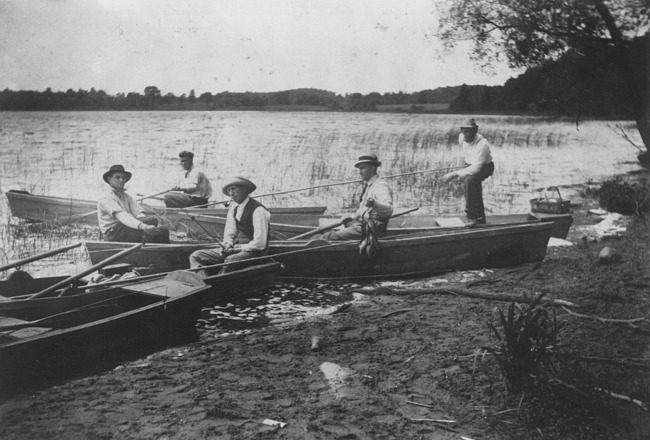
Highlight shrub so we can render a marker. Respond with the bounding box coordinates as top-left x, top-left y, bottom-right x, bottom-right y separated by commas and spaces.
596, 177, 650, 215
485, 295, 563, 396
